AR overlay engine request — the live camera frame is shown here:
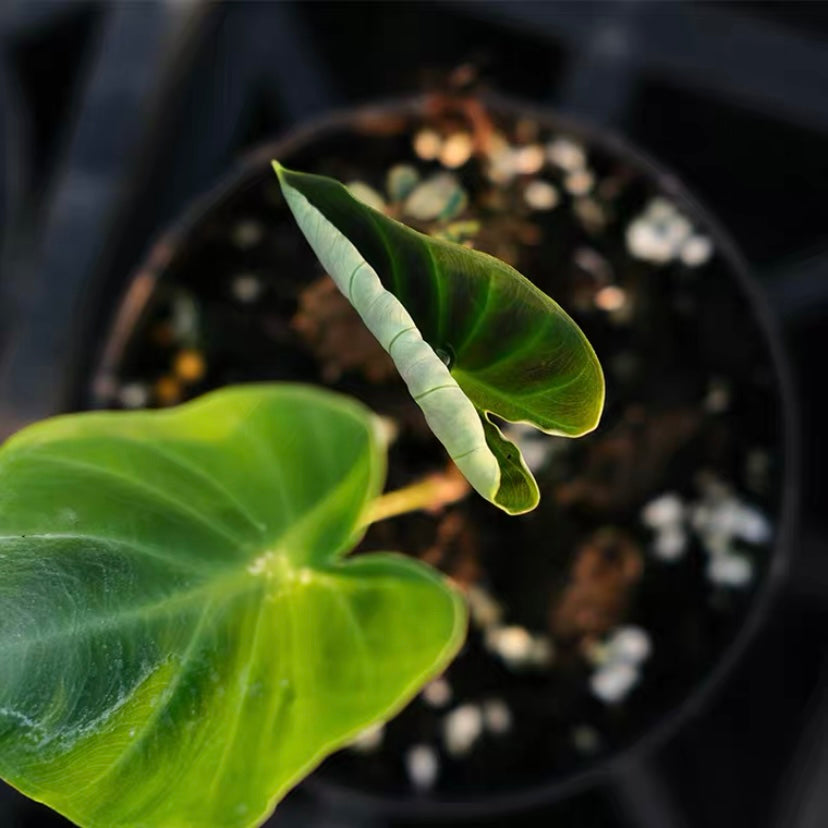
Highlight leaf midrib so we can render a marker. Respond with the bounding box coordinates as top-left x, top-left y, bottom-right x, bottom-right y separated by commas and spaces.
0, 457, 373, 655
0, 572, 257, 656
